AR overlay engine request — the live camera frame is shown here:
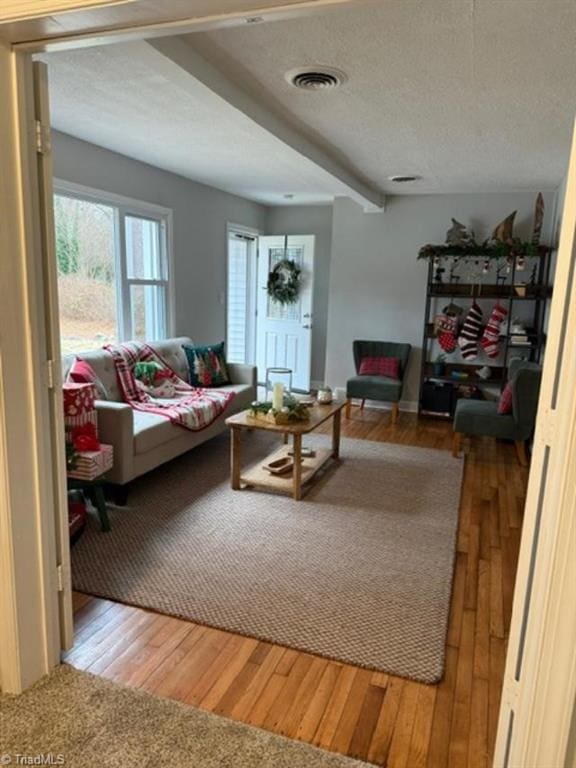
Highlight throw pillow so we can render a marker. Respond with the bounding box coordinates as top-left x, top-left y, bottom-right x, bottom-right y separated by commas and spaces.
67, 358, 108, 401
498, 381, 514, 415
358, 356, 400, 379
183, 342, 230, 387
